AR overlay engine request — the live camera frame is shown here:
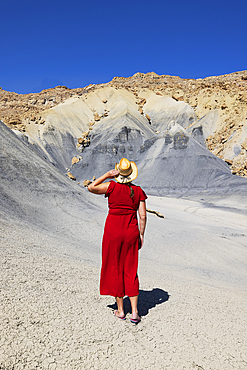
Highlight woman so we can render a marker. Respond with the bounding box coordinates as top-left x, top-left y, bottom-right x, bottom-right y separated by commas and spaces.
88, 158, 147, 323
